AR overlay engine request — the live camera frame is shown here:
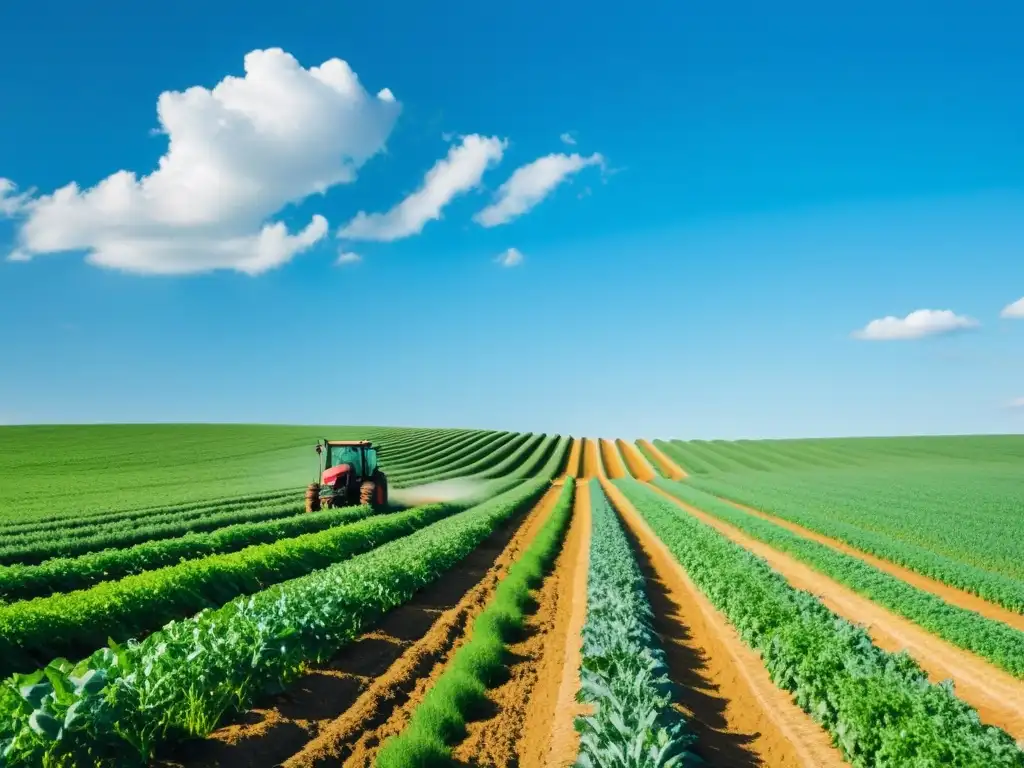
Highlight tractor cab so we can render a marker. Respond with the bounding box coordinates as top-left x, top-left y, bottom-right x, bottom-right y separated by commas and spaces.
306, 439, 388, 512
